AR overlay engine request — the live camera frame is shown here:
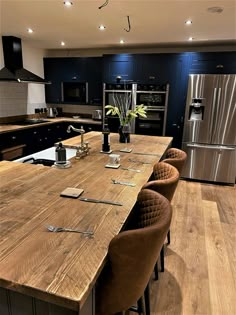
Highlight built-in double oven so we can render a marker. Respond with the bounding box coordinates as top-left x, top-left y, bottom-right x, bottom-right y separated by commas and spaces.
135, 84, 169, 136
102, 83, 136, 133
103, 82, 169, 135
